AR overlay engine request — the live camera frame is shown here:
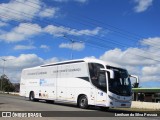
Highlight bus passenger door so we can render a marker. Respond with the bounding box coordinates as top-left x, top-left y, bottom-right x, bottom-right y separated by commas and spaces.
95, 89, 106, 106
57, 65, 67, 101
45, 66, 58, 100
45, 79, 56, 100
57, 85, 66, 101
88, 63, 107, 106
95, 72, 107, 106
